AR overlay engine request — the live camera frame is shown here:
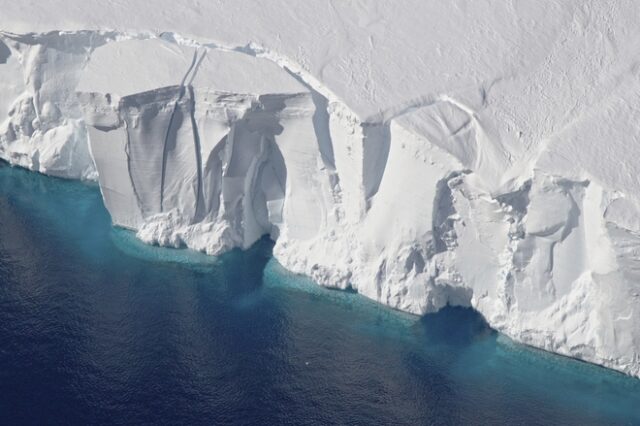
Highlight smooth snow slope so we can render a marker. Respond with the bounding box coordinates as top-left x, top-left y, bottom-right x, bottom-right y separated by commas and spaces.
1, 1, 639, 377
